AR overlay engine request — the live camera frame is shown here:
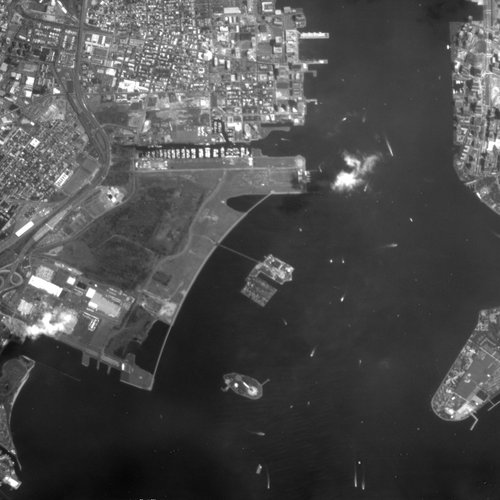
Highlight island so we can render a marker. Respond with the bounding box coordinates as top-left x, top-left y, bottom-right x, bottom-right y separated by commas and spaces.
432, 0, 500, 424
221, 372, 269, 400
0, 0, 328, 394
